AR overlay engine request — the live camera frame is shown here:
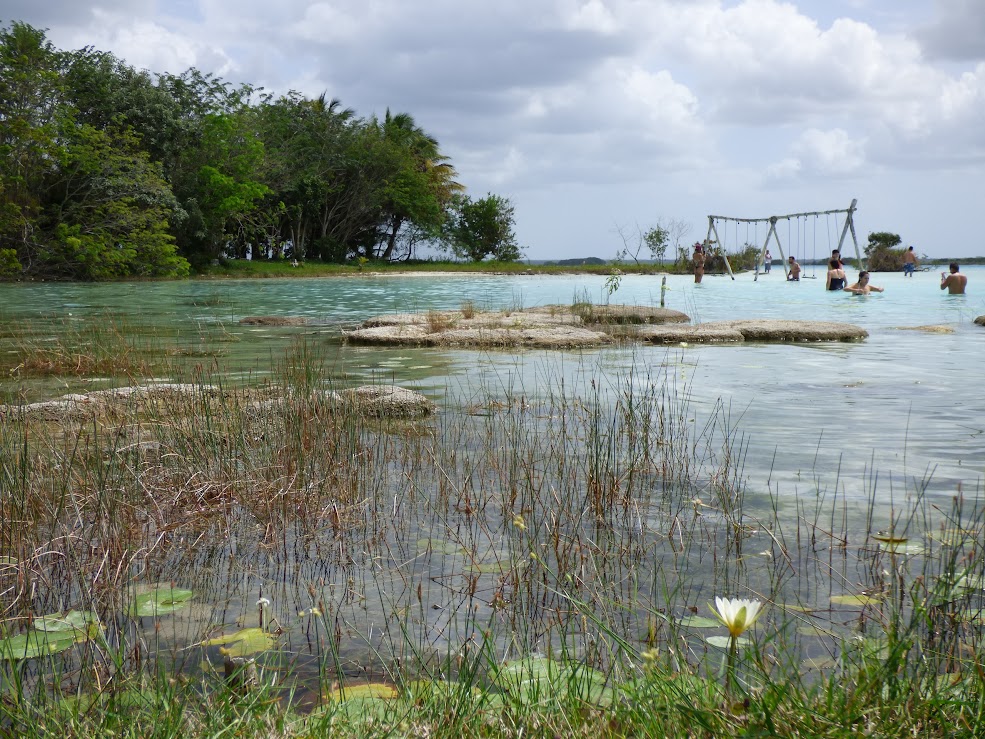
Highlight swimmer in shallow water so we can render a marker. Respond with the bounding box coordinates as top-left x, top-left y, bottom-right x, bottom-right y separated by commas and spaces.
843, 271, 884, 294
